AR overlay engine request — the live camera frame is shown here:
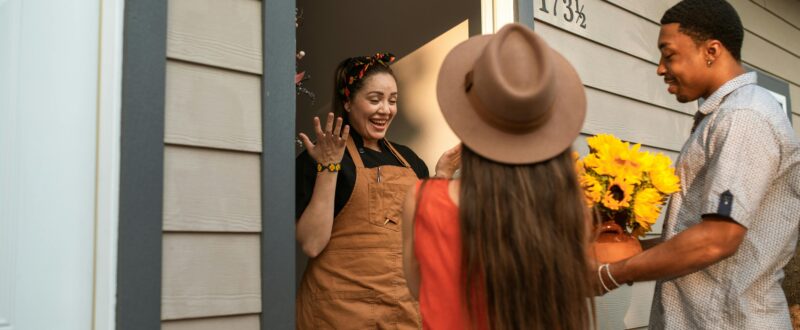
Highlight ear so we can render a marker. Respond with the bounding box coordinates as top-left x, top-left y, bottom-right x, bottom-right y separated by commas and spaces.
344, 101, 351, 112
705, 39, 723, 61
